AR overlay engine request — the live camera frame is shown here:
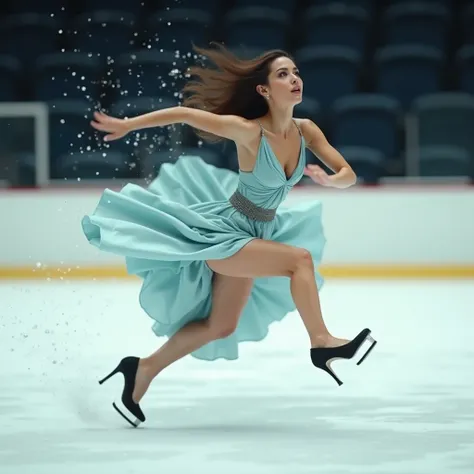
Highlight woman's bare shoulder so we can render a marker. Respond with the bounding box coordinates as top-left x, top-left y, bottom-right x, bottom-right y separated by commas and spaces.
294, 117, 318, 129
237, 118, 263, 145
294, 117, 324, 143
